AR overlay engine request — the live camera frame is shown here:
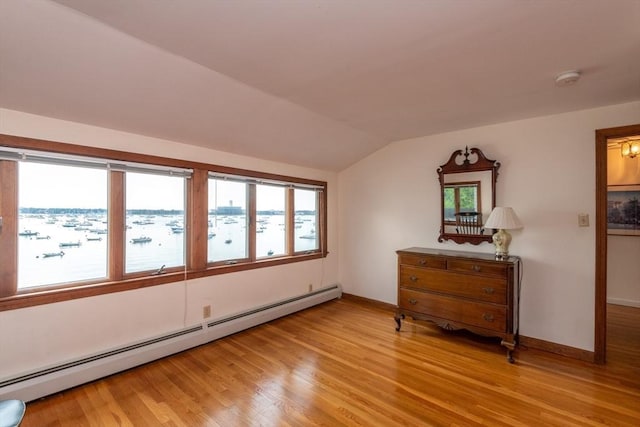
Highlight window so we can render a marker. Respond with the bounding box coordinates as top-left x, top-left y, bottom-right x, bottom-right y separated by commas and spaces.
206, 173, 326, 264
17, 162, 108, 288
256, 184, 286, 258
0, 134, 328, 311
294, 188, 319, 253
443, 181, 481, 223
125, 172, 186, 274
208, 178, 248, 263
